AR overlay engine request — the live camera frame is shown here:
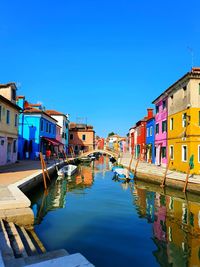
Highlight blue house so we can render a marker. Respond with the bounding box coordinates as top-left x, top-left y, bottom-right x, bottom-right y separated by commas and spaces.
146, 117, 155, 163
17, 96, 59, 160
